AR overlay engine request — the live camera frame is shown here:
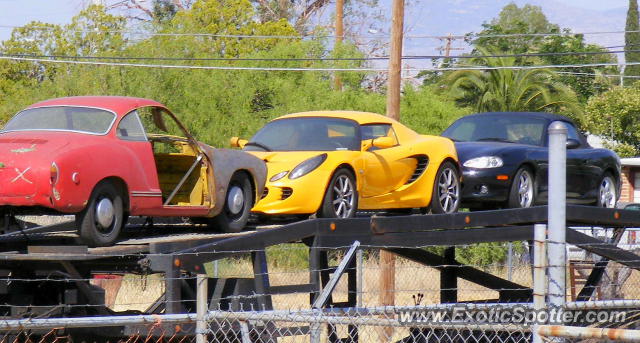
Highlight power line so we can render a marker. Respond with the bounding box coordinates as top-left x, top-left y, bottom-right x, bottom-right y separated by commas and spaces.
2, 24, 640, 40
0, 54, 636, 72
0, 48, 632, 63
557, 71, 640, 79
